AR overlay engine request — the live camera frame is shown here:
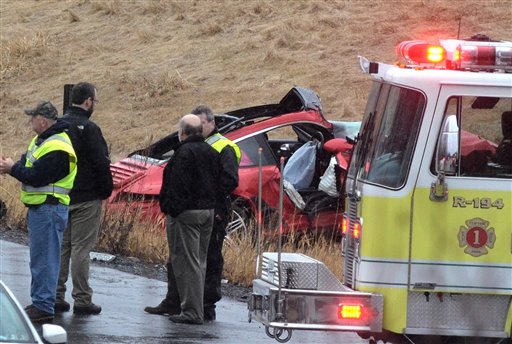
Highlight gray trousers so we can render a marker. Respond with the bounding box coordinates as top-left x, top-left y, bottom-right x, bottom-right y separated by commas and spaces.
167, 209, 213, 322
56, 200, 102, 306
